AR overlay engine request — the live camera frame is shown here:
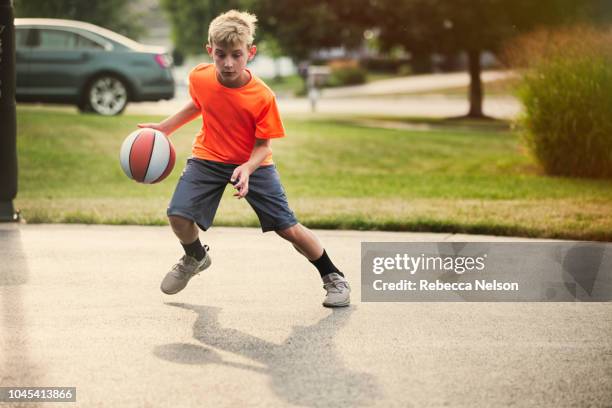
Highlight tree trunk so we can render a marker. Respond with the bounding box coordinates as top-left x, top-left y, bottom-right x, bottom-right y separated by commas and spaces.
467, 49, 485, 118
